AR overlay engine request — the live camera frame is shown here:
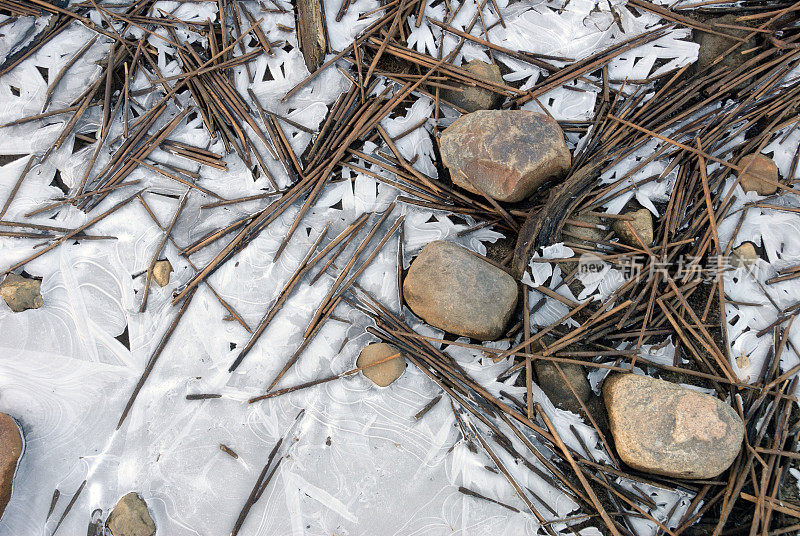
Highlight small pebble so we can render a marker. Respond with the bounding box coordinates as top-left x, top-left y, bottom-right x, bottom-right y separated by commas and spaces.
0, 273, 43, 312
152, 260, 173, 287
732, 242, 758, 267
440, 60, 504, 112
357, 343, 406, 387
107, 492, 156, 536
613, 208, 653, 247
738, 153, 779, 196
